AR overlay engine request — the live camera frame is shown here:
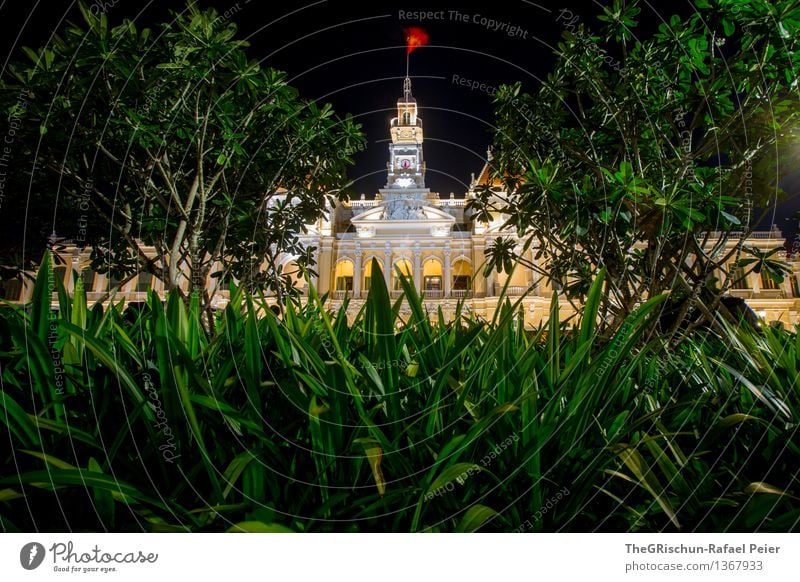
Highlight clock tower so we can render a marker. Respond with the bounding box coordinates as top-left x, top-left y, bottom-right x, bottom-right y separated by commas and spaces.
349, 75, 455, 230
386, 77, 426, 189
